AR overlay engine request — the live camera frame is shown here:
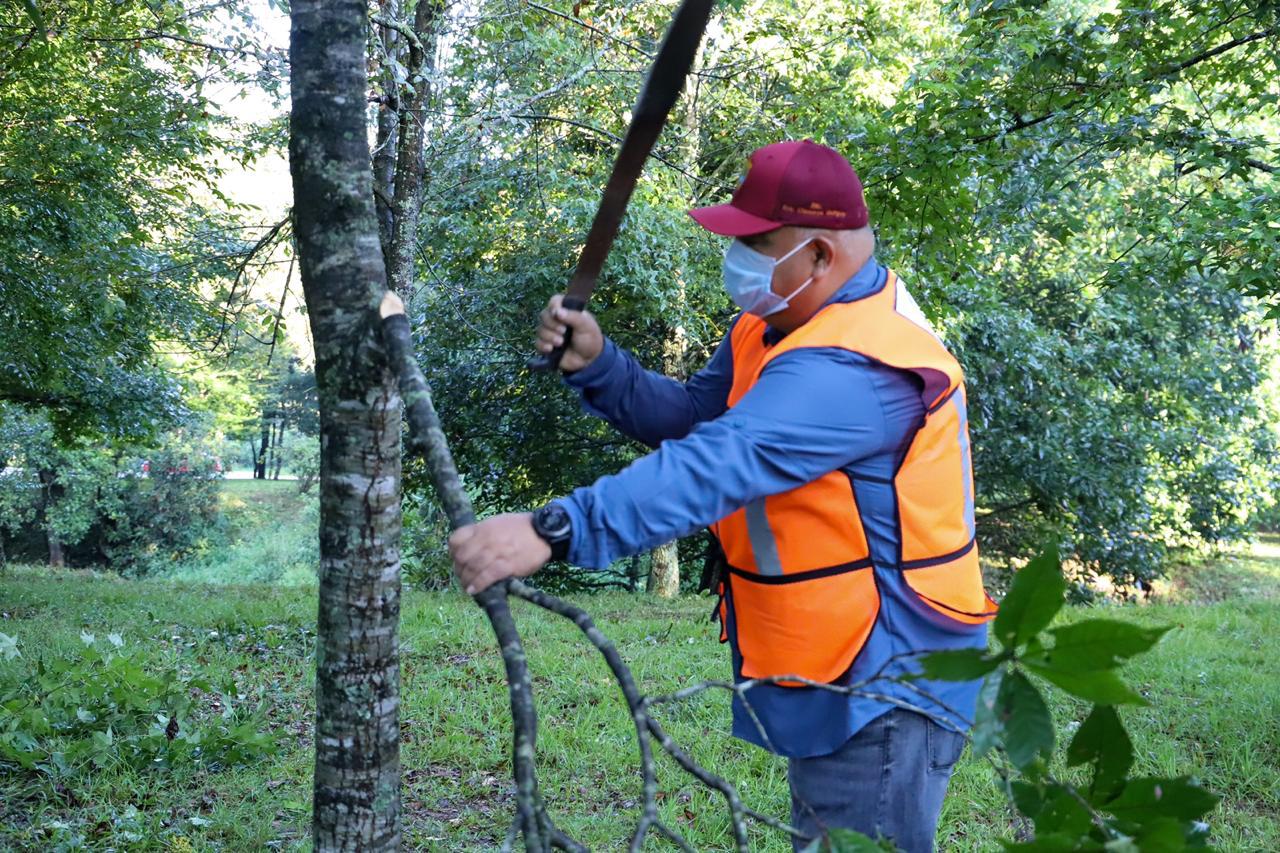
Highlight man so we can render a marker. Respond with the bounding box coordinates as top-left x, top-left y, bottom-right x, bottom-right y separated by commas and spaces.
450, 140, 996, 851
